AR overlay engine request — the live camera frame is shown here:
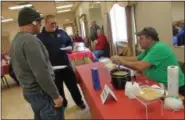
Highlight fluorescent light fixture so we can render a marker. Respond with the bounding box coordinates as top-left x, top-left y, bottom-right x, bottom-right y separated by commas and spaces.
56, 4, 73, 9
1, 18, 13, 23
57, 9, 71, 13
8, 4, 32, 10
55, 0, 66, 1
96, 2, 100, 3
